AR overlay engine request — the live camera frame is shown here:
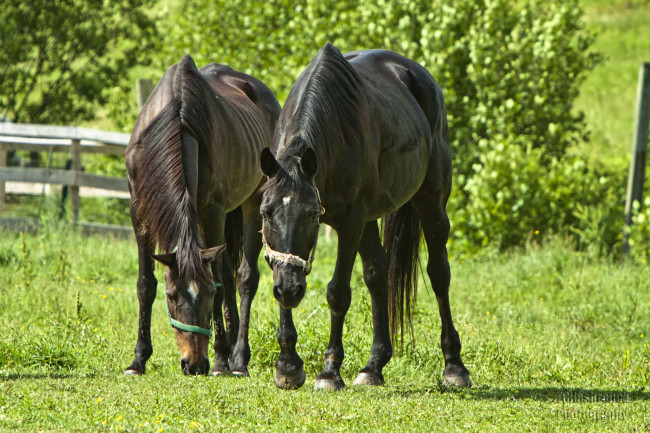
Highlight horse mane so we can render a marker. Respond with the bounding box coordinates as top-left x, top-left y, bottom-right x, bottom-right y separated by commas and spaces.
131, 56, 218, 283
279, 44, 367, 181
